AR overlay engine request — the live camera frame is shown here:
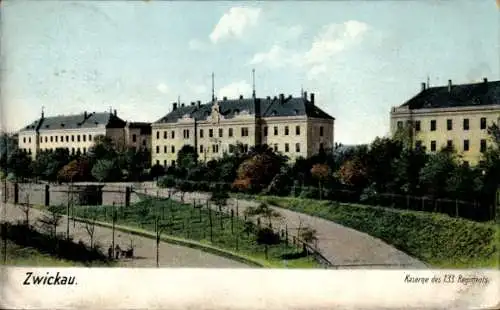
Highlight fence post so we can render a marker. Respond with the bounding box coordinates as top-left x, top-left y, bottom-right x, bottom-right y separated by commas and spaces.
125, 186, 131, 207
230, 209, 234, 234
208, 206, 213, 243
285, 225, 288, 245
14, 183, 19, 204
45, 184, 50, 207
